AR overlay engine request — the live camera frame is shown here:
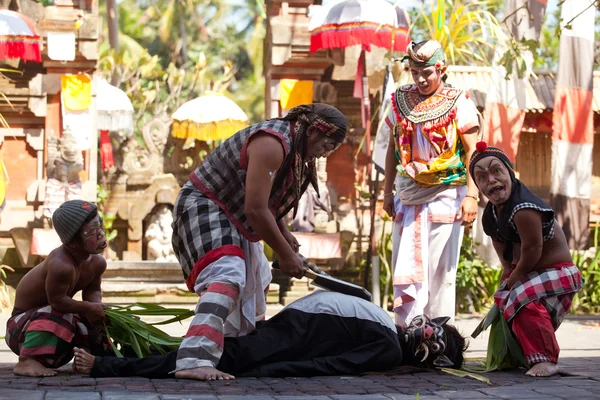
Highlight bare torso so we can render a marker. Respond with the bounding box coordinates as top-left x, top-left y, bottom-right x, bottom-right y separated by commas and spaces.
511, 219, 573, 271
14, 245, 104, 312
